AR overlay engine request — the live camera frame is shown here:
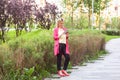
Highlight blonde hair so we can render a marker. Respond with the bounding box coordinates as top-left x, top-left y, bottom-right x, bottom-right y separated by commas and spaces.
56, 18, 64, 28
